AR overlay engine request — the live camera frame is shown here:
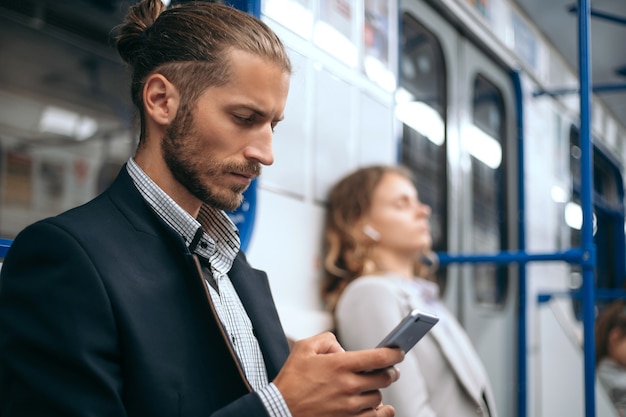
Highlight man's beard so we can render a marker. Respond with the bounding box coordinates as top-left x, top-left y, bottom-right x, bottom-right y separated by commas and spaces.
161, 114, 261, 211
